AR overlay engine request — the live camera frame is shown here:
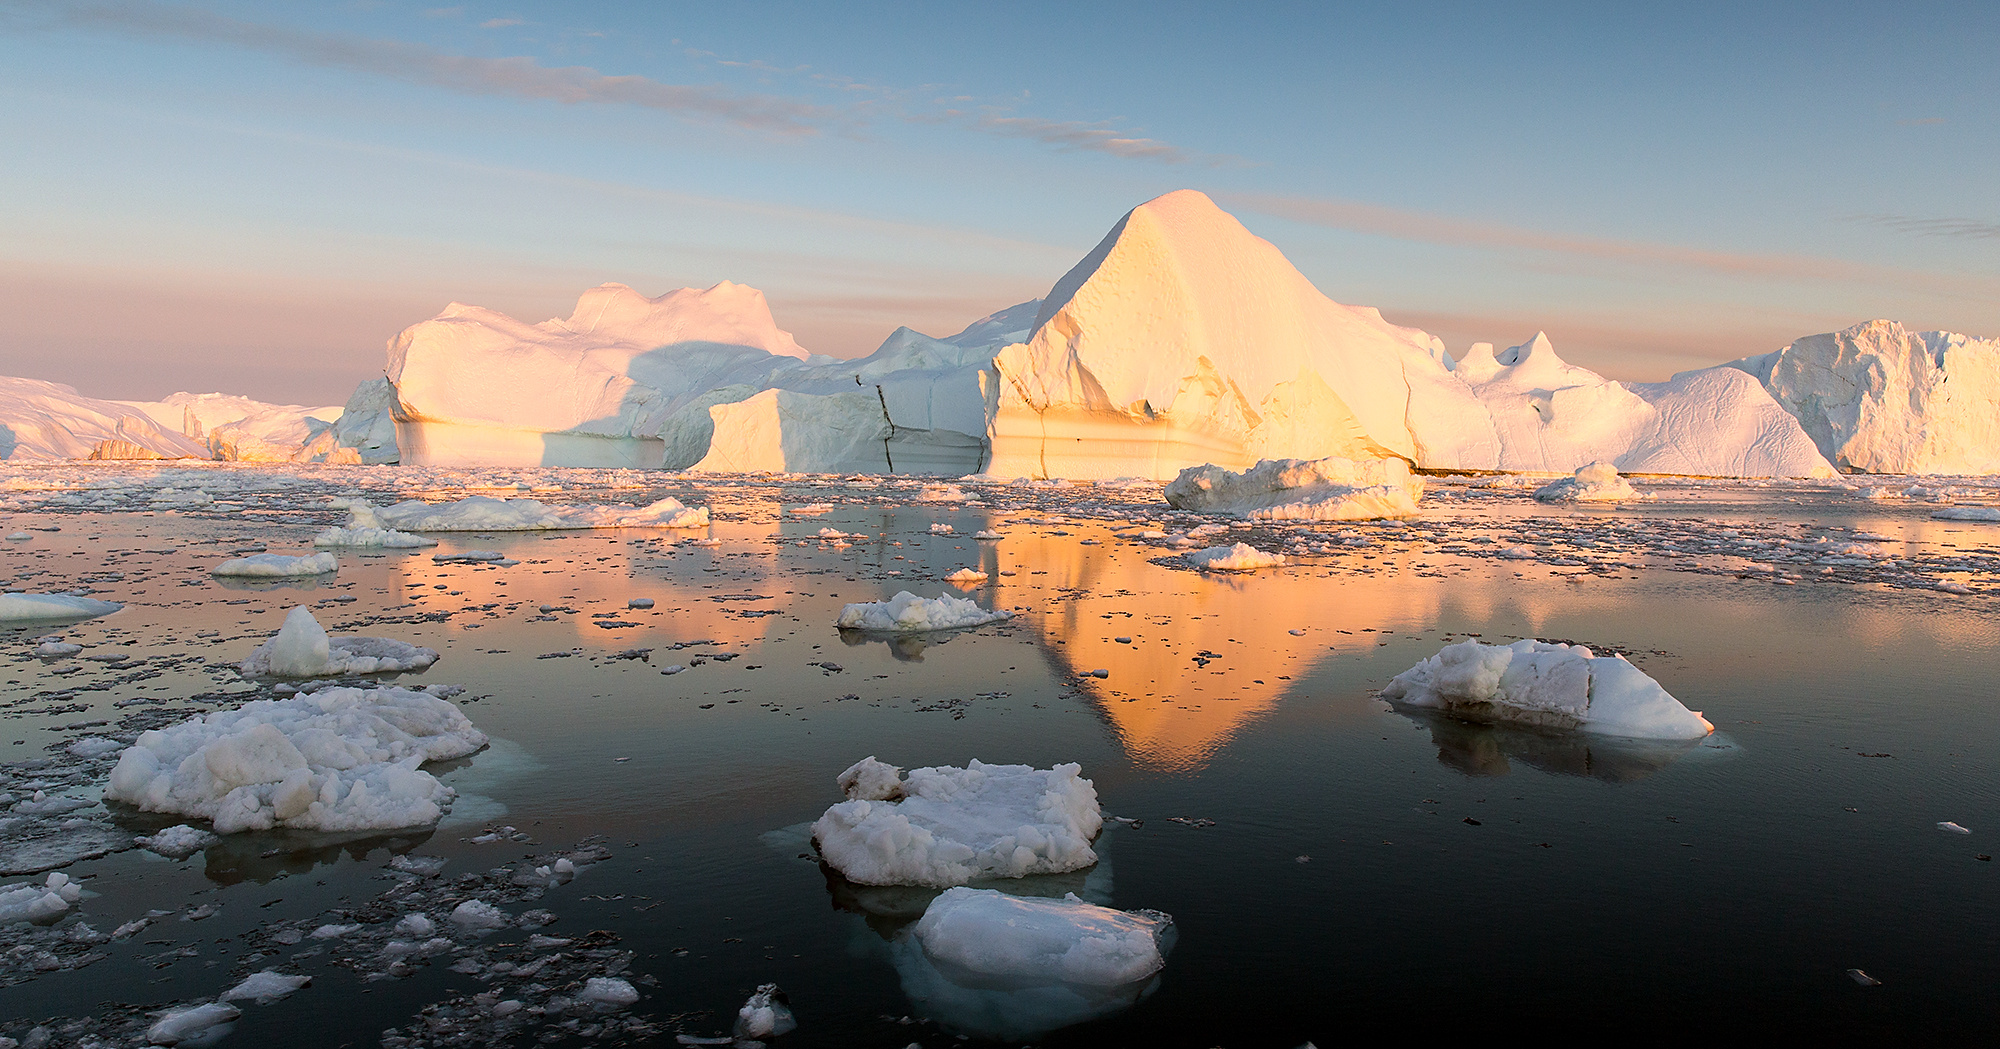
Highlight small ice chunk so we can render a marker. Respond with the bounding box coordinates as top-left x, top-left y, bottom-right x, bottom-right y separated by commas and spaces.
431, 550, 506, 563
394, 913, 436, 937
211, 552, 339, 578
813, 759, 1102, 887
1184, 543, 1286, 571
310, 923, 360, 939
1382, 639, 1713, 740
239, 606, 440, 677
930, 523, 955, 534
835, 591, 1012, 632
65, 735, 123, 758
315, 500, 437, 548
734, 983, 797, 1040
914, 887, 1171, 987
944, 568, 988, 586
581, 977, 640, 1008
1938, 821, 1972, 834
1534, 462, 1646, 503
450, 899, 508, 930
219, 970, 310, 1004
628, 597, 655, 608
138, 824, 218, 859
0, 872, 83, 924
974, 530, 1004, 540
34, 641, 82, 658
145, 1002, 240, 1045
